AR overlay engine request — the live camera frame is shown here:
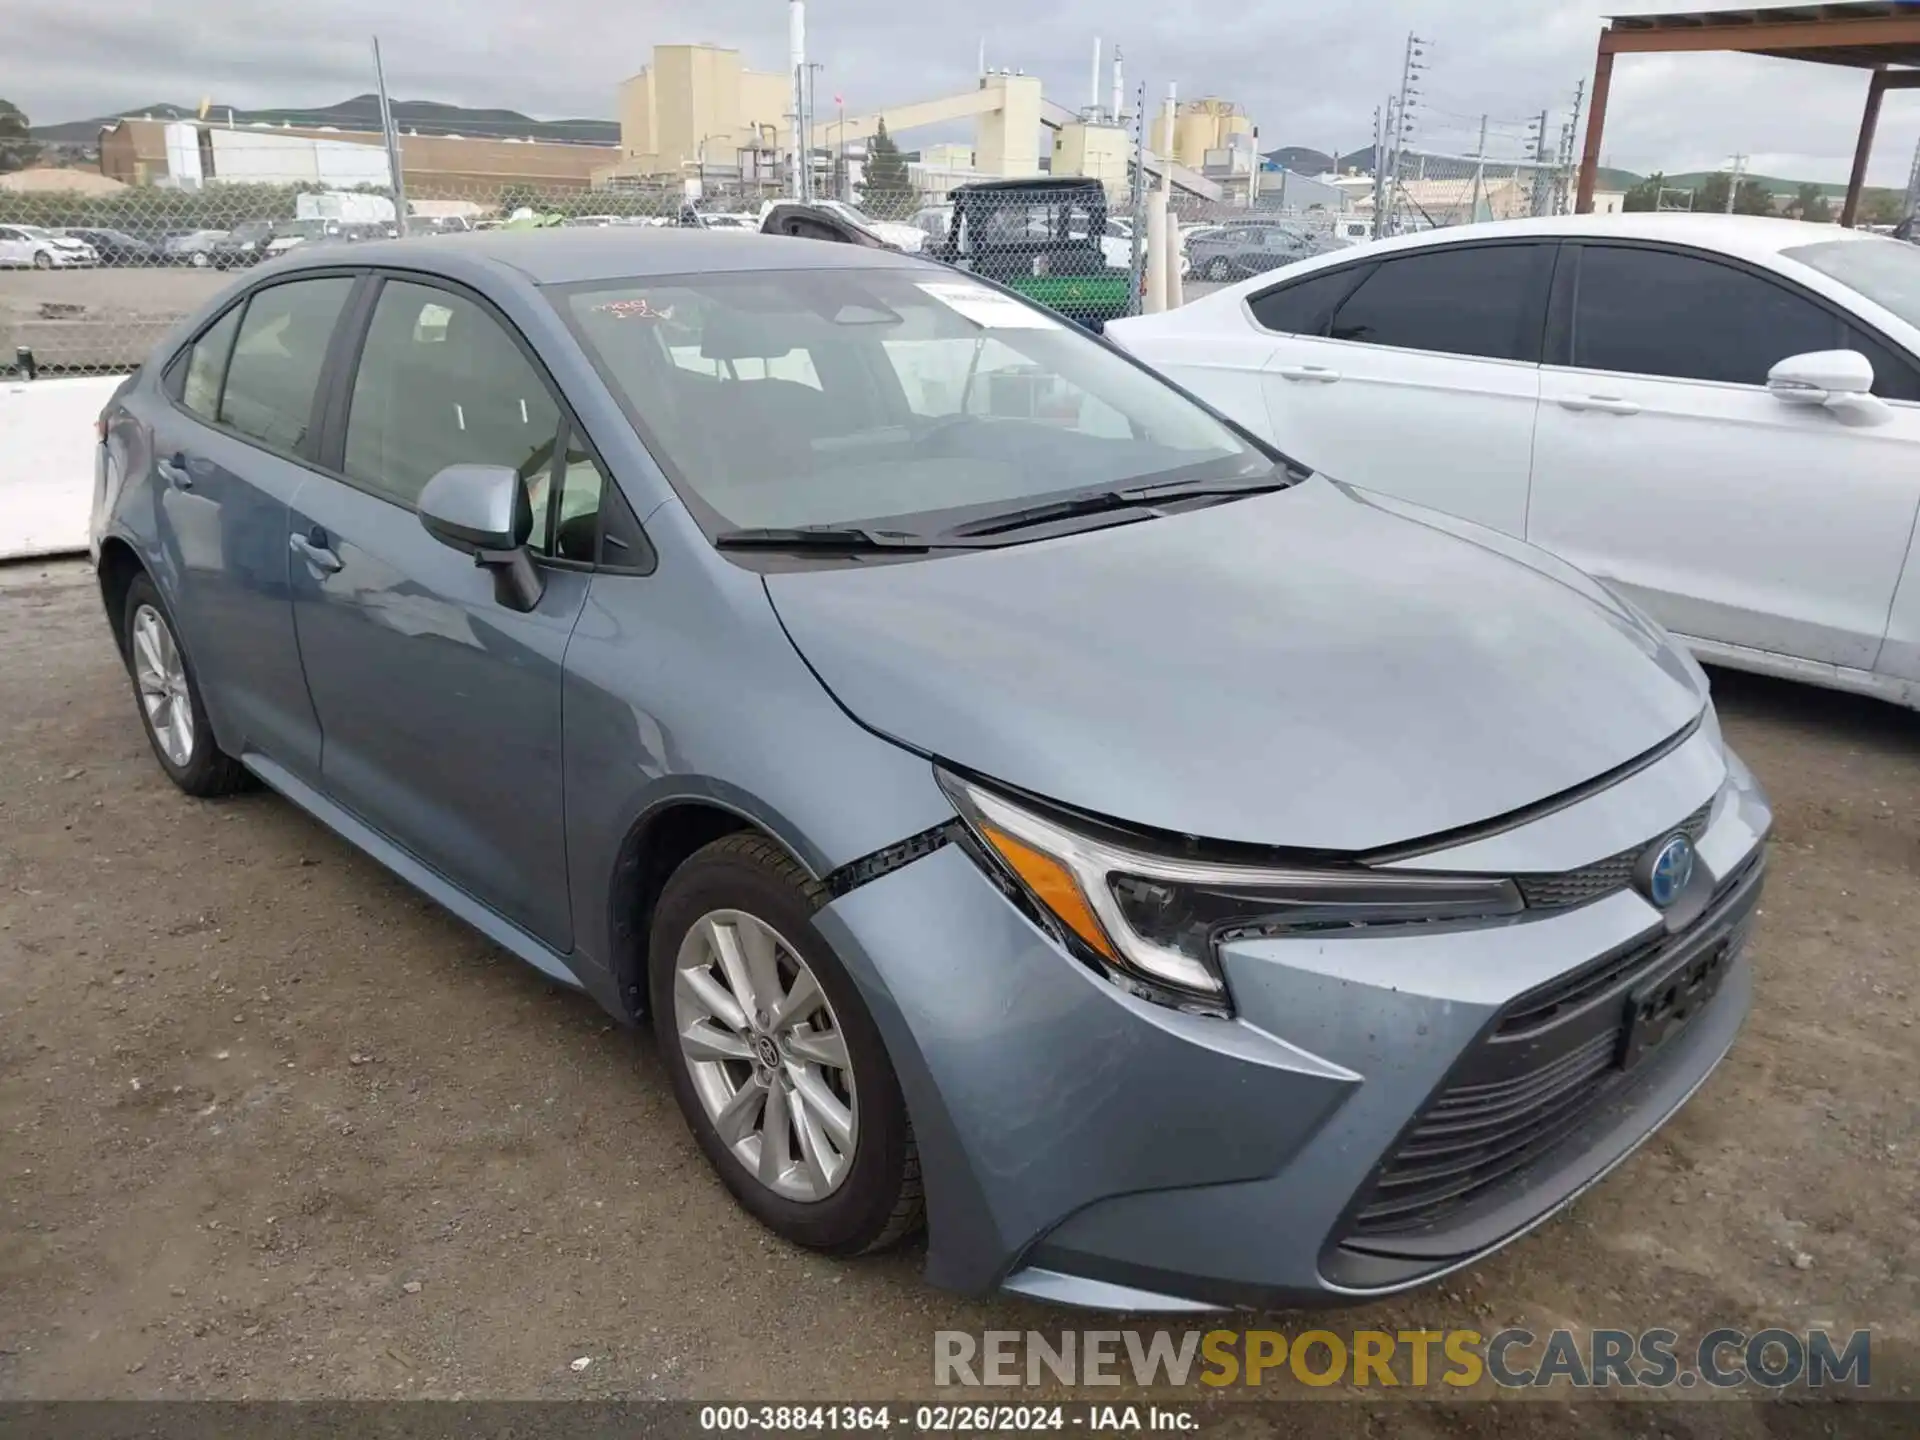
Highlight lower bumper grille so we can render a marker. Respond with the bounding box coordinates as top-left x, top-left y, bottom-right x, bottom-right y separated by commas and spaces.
1346, 854, 1763, 1241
